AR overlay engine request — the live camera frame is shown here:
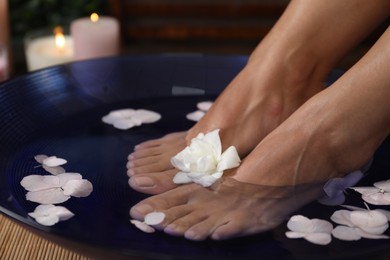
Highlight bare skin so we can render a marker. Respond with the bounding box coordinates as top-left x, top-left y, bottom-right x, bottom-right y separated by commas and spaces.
127, 0, 390, 195
130, 25, 390, 241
